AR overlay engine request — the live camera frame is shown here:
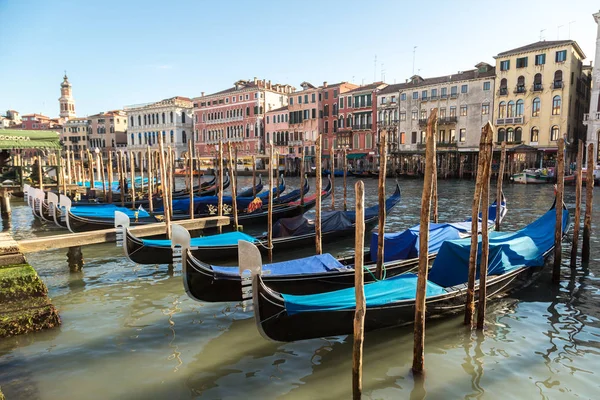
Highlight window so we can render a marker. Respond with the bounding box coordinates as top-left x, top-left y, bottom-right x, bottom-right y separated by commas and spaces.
312, 93, 316, 103
483, 81, 490, 91
516, 57, 528, 68
304, 94, 308, 104
459, 128, 466, 142
515, 127, 522, 142
535, 54, 546, 65
550, 125, 559, 141
400, 111, 406, 121
530, 127, 539, 142
266, 116, 270, 124
312, 108, 316, 119
441, 87, 447, 98
534, 73, 543, 91
498, 101, 506, 118
555, 50, 567, 62
506, 127, 514, 142
532, 98, 541, 117
450, 129, 456, 143
182, 113, 186, 123
391, 95, 397, 103
420, 110, 427, 119
517, 76, 525, 93
450, 86, 458, 97
353, 133, 359, 148
482, 103, 490, 115
554, 70, 563, 88
411, 110, 418, 120
366, 133, 372, 149
449, 106, 456, 117
400, 132, 405, 144
411, 131, 417, 143
401, 93, 406, 101
498, 128, 505, 142
333, 89, 338, 98
500, 60, 510, 71
515, 100, 524, 117
381, 97, 387, 104
290, 98, 294, 105
422, 90, 428, 100
347, 96, 352, 107
461, 85, 468, 94
412, 92, 418, 100
460, 105, 467, 116
170, 112, 173, 123
298, 95, 302, 104
439, 108, 446, 118
324, 91, 329, 100
552, 95, 561, 115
